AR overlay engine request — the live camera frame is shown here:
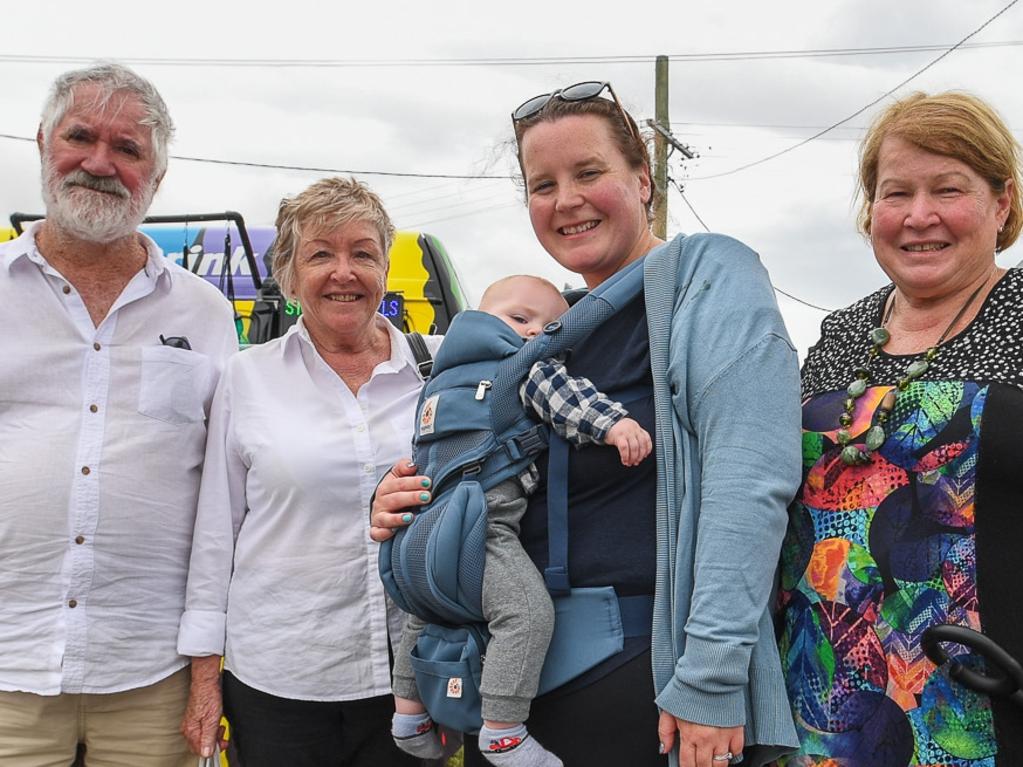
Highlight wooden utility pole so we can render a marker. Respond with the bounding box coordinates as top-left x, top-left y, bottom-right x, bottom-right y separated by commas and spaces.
652, 55, 669, 239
